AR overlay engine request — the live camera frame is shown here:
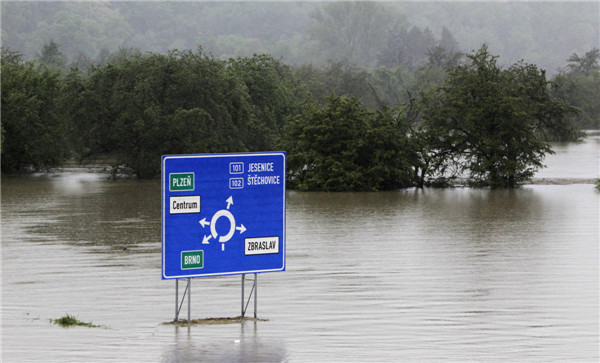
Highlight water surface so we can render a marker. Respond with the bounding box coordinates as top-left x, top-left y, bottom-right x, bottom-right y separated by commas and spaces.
2, 136, 598, 362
